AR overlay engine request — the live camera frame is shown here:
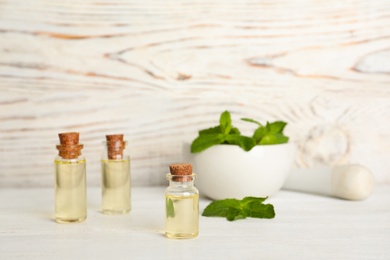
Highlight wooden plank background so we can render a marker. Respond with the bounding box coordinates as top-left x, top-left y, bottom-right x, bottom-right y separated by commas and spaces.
0, 0, 389, 187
